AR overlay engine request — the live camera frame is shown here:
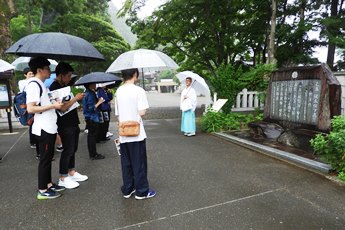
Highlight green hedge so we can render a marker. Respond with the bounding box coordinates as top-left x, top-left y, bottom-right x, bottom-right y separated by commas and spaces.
199, 110, 263, 133
310, 116, 345, 181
